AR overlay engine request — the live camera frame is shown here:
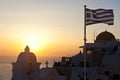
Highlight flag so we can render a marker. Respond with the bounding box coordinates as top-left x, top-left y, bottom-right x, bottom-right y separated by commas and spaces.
86, 8, 114, 25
